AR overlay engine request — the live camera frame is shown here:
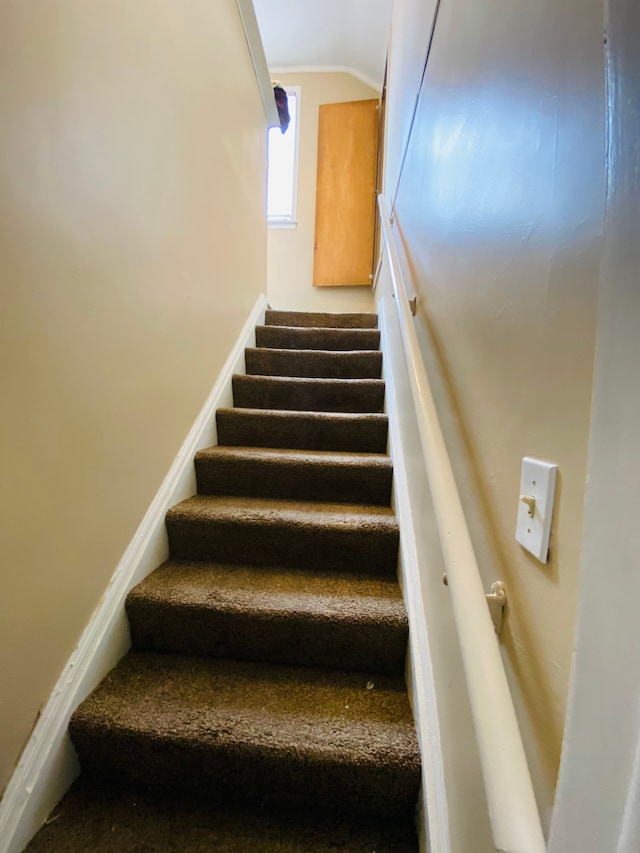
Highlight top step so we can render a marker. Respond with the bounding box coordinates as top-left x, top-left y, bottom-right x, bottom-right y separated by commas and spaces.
266, 310, 378, 330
